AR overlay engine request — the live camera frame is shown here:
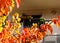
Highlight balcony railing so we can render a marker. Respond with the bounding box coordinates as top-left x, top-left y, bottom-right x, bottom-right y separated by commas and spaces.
42, 34, 60, 43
